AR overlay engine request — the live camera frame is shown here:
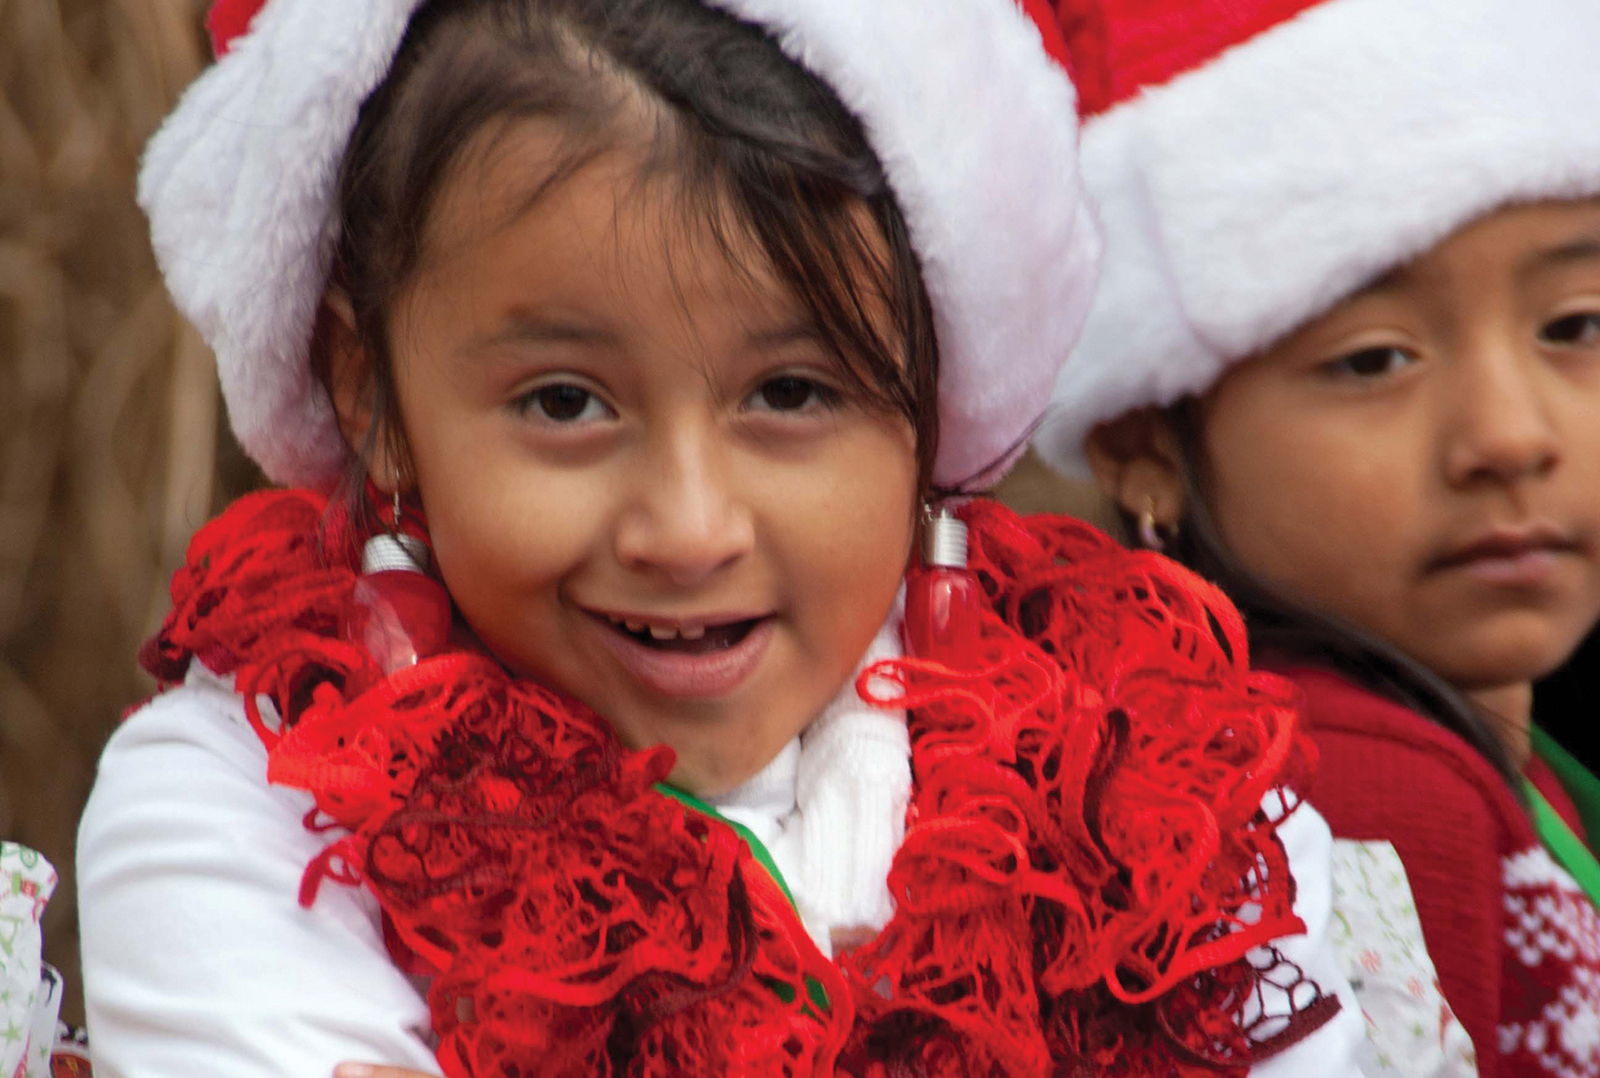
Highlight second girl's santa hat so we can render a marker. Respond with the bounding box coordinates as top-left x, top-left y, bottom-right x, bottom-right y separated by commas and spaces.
1035, 0, 1600, 474
141, 0, 1099, 491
